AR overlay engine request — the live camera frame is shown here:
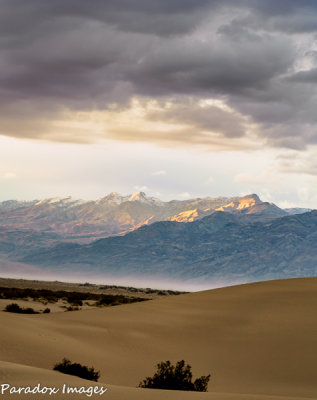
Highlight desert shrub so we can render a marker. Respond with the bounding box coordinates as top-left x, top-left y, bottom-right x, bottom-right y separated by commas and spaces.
0, 287, 148, 308
96, 295, 146, 306
53, 358, 100, 381
138, 360, 210, 392
5, 303, 21, 312
69, 299, 83, 306
5, 303, 38, 314
23, 307, 38, 314
43, 308, 51, 313
65, 305, 79, 311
